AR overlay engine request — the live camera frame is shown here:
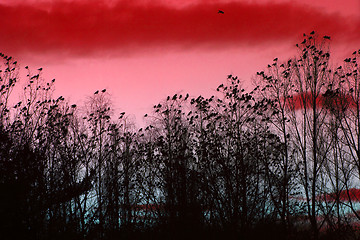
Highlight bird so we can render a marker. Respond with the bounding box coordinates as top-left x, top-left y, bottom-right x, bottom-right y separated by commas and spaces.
218, 10, 224, 14
102, 89, 106, 93
94, 90, 99, 94
38, 68, 43, 71
310, 31, 315, 35
71, 104, 77, 108
323, 36, 331, 40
